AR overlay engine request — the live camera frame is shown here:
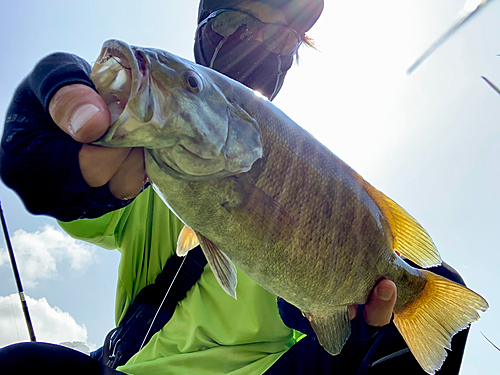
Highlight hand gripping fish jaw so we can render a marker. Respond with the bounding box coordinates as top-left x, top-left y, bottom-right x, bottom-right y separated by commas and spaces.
93, 39, 263, 180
